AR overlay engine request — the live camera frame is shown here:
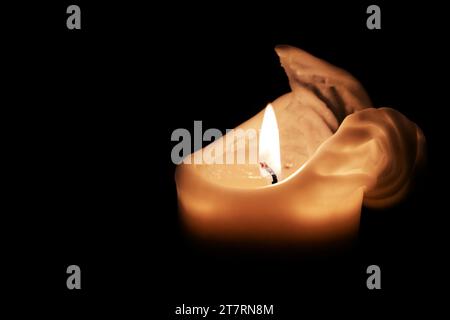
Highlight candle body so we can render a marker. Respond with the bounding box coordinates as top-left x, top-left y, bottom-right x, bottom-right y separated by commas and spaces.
175, 46, 425, 245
